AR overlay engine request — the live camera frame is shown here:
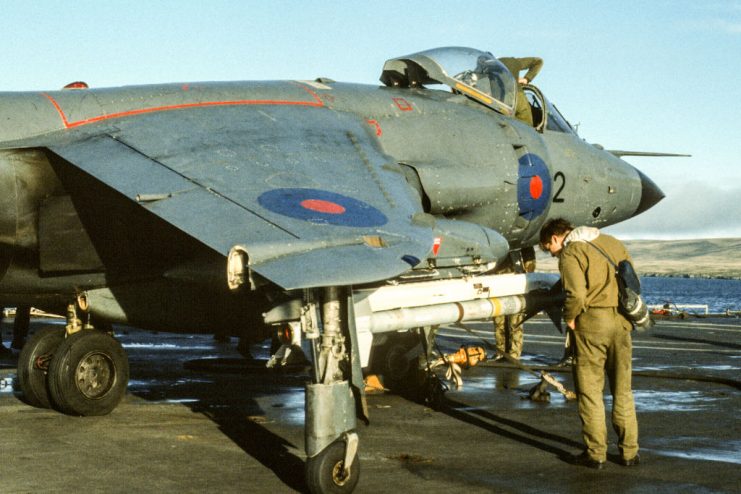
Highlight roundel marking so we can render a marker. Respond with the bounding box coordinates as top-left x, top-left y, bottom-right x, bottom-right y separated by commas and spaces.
517, 153, 552, 220
258, 188, 388, 227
